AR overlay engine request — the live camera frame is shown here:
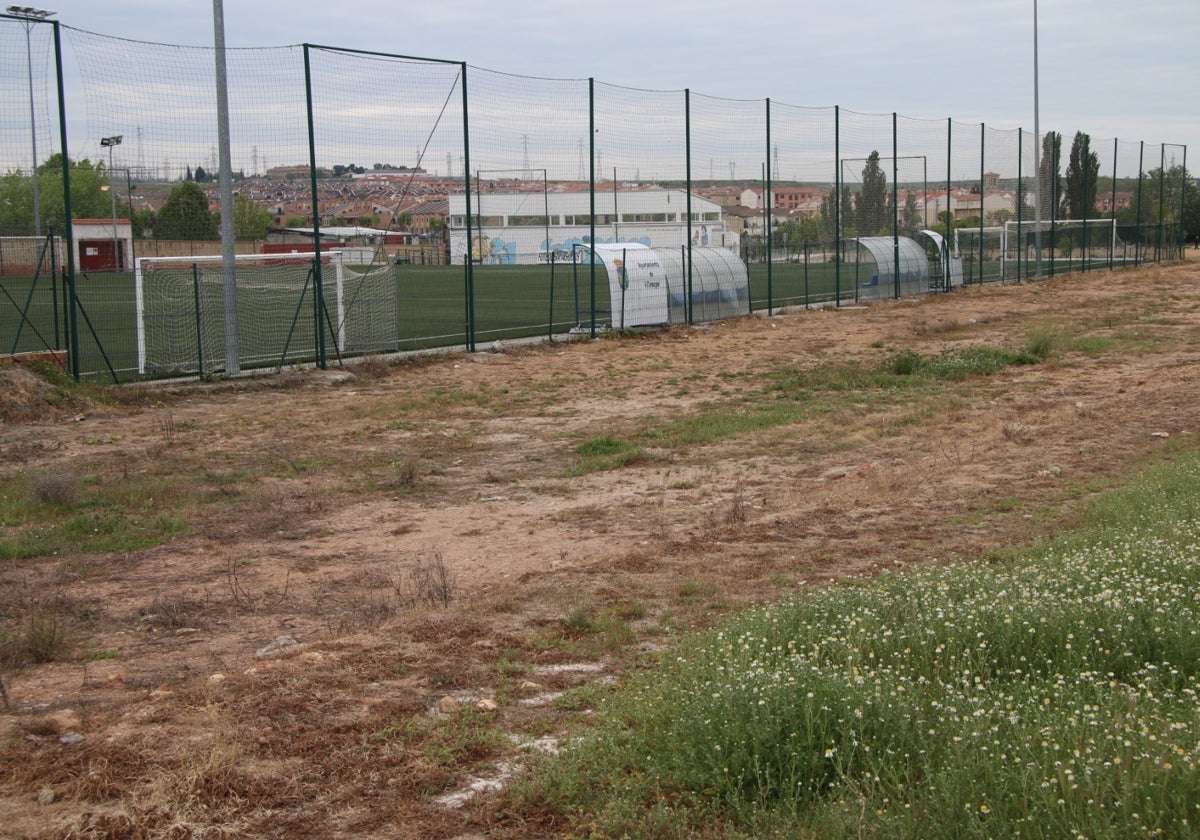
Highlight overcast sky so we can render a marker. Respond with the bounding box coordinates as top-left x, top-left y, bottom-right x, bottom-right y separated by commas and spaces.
13, 0, 1199, 176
